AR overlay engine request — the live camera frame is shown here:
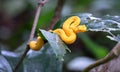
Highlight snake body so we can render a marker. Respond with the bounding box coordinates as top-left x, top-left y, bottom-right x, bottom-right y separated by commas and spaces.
53, 16, 86, 44
29, 36, 44, 50
29, 16, 87, 50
